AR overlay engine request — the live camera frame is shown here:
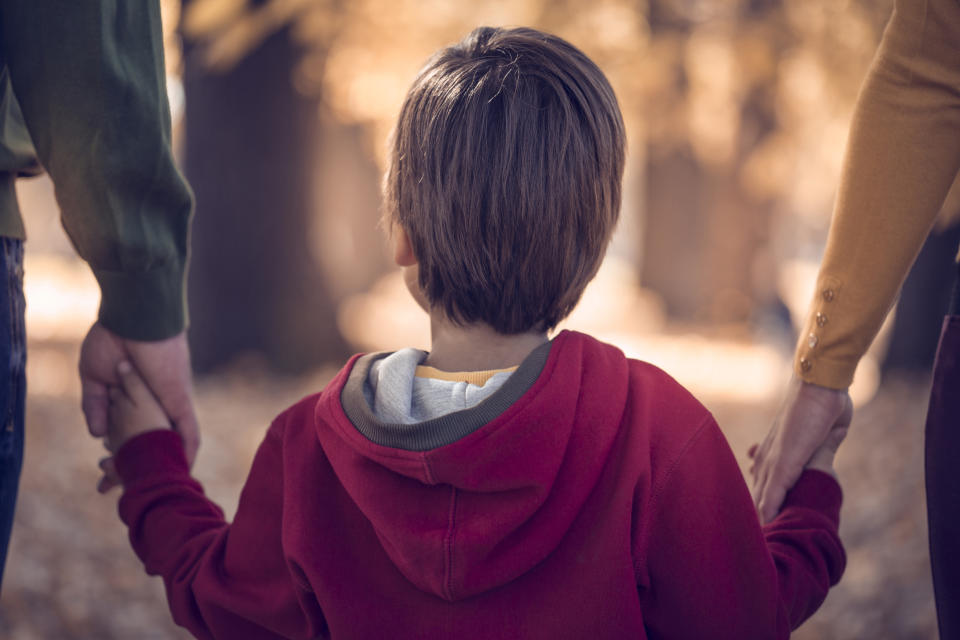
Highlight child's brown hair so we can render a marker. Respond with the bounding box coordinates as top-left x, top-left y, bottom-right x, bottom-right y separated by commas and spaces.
385, 26, 626, 333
